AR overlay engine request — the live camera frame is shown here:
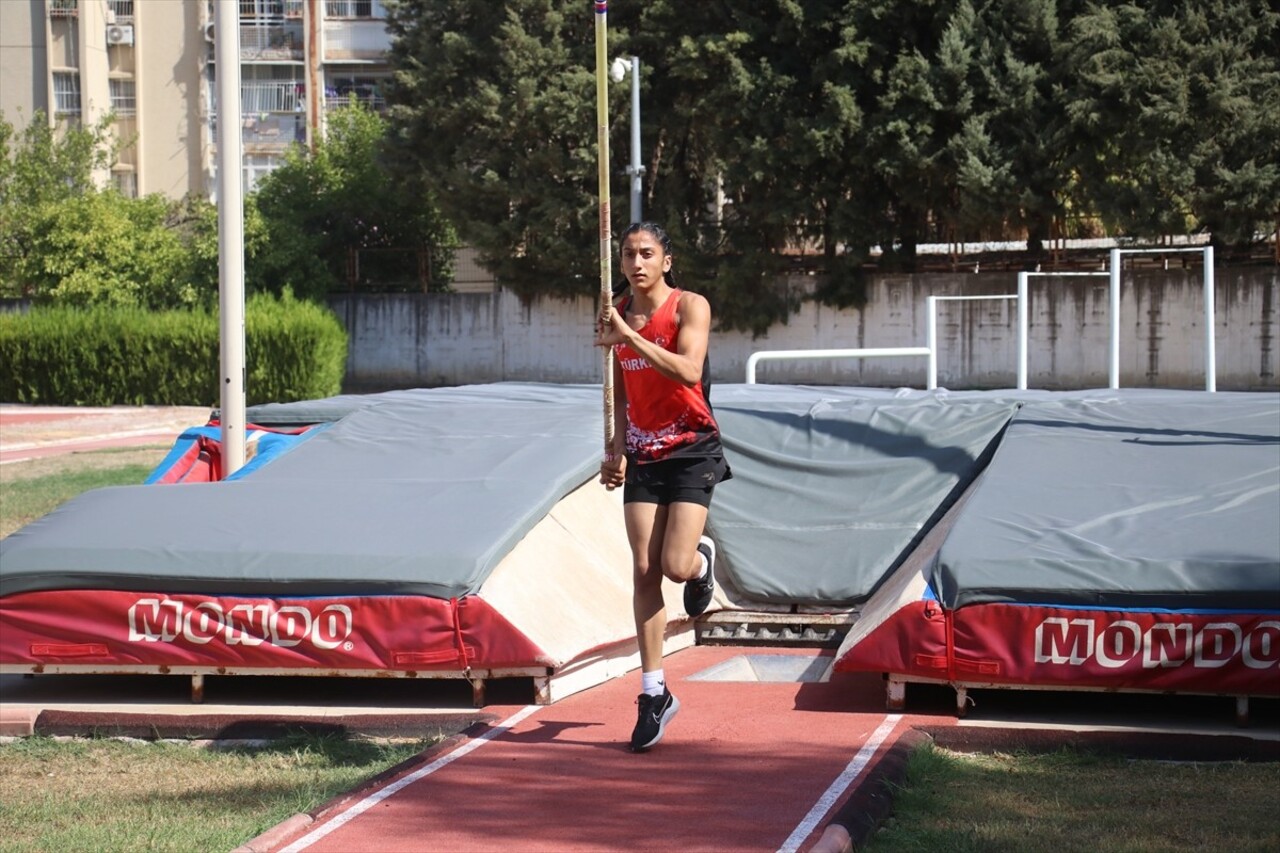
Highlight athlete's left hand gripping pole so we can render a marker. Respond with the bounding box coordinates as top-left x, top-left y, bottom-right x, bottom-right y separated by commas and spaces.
595, 0, 616, 456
